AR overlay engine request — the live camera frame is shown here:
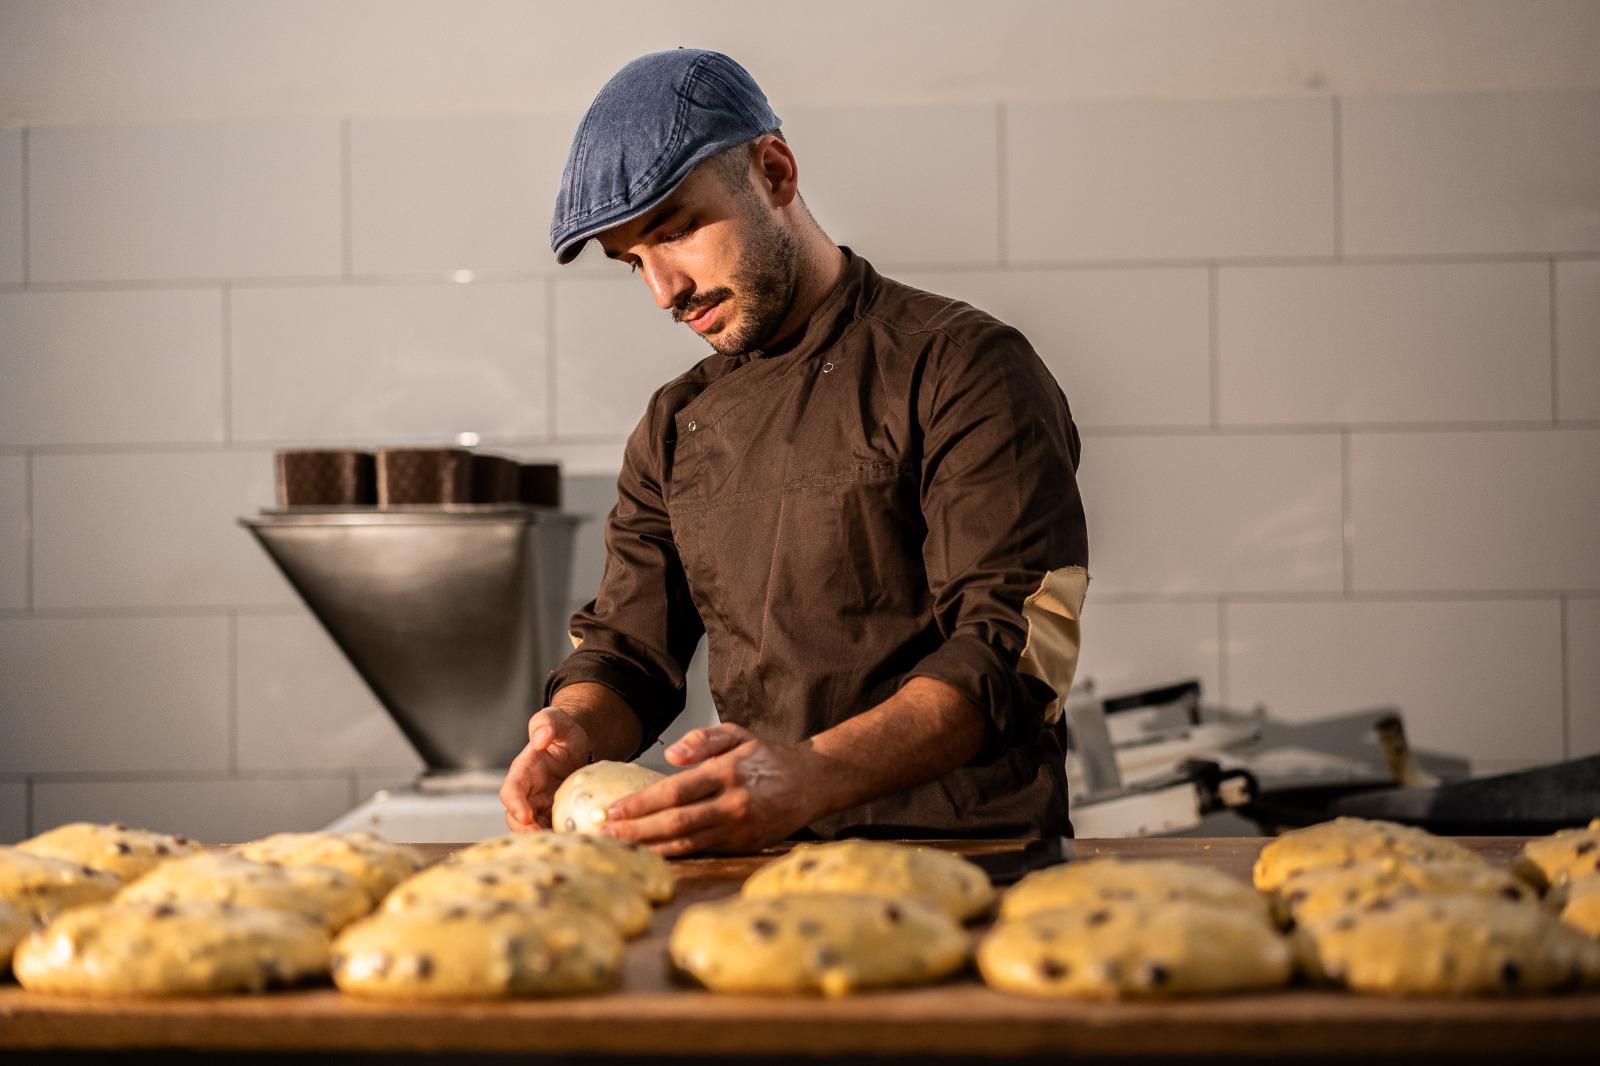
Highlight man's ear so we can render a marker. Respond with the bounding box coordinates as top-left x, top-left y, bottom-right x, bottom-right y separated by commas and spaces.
755, 135, 800, 209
